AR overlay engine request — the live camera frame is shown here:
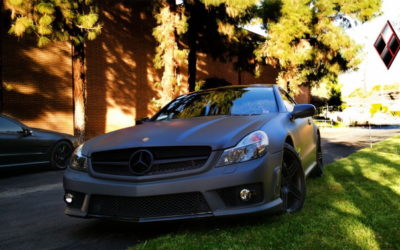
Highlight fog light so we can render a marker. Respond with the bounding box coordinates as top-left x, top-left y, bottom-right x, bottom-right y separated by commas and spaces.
64, 193, 74, 204
239, 189, 252, 201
